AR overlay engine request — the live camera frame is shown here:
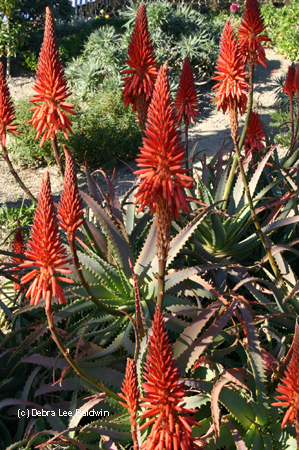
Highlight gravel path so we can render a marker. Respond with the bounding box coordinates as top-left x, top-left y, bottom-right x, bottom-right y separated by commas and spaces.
0, 48, 292, 209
